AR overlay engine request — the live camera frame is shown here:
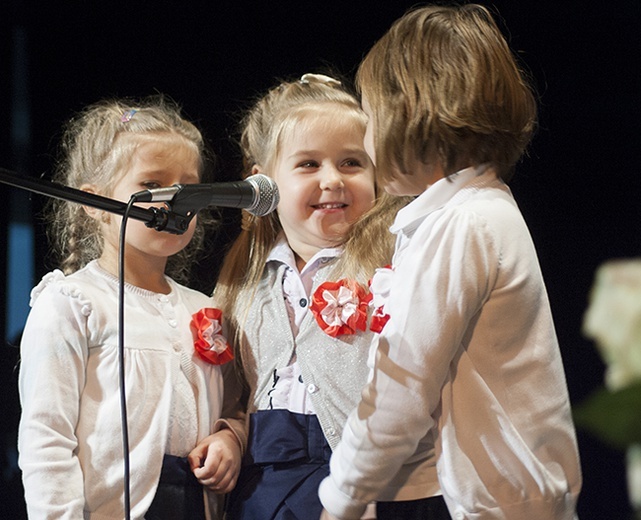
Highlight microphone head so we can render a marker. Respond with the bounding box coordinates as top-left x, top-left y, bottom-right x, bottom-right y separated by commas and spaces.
245, 174, 280, 217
